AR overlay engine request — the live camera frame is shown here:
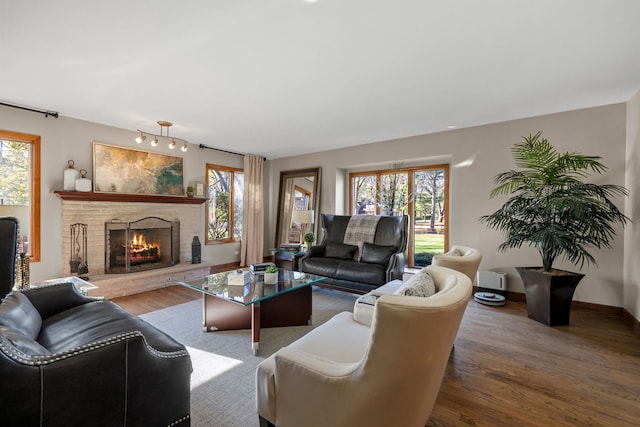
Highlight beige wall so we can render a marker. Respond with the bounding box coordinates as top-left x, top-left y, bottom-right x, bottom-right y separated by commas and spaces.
270, 103, 629, 308
0, 105, 243, 282
624, 89, 640, 319
1, 101, 634, 312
